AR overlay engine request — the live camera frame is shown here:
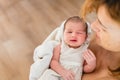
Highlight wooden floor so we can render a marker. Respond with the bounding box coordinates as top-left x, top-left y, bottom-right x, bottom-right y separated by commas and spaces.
0, 0, 84, 80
